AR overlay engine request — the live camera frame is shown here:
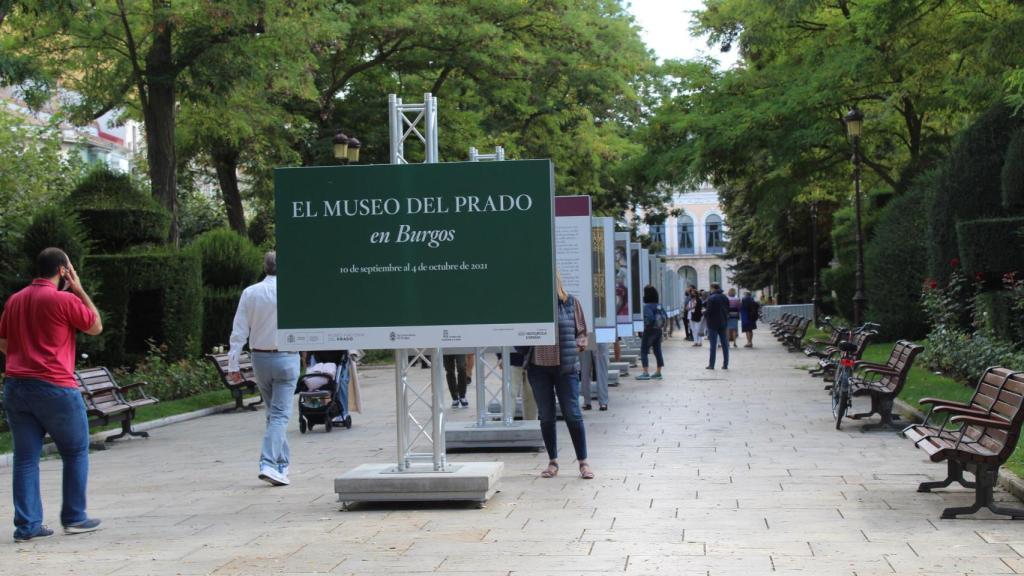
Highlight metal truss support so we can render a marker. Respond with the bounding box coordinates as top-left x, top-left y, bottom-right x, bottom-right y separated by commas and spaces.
468, 146, 505, 162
